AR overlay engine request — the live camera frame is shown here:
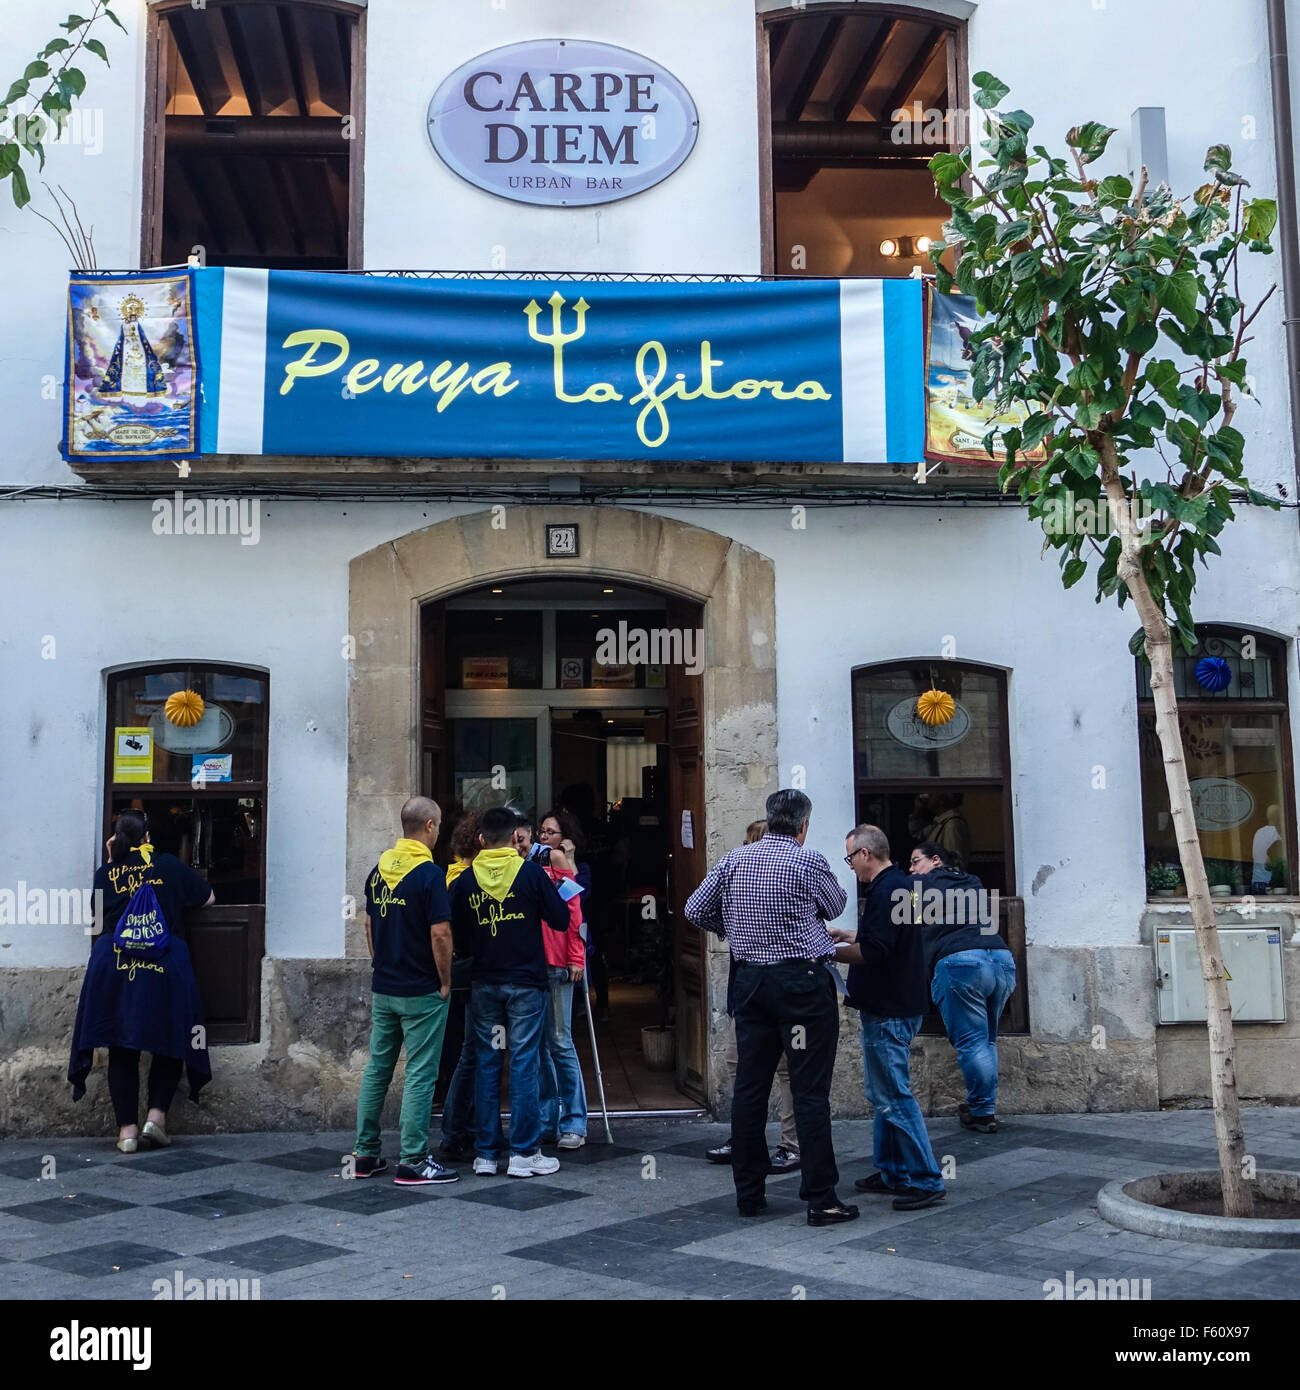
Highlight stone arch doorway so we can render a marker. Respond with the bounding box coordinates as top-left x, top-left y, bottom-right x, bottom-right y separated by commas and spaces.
347, 506, 778, 1111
